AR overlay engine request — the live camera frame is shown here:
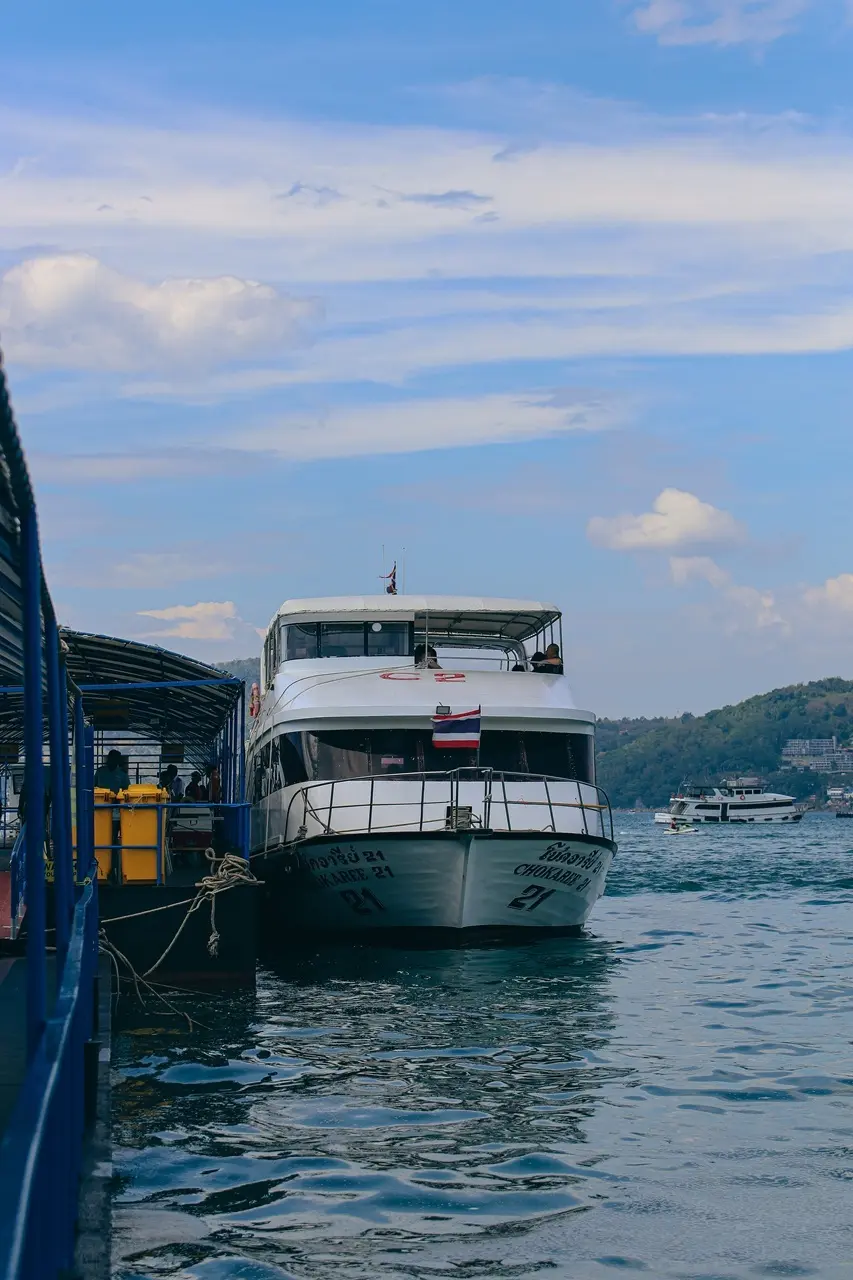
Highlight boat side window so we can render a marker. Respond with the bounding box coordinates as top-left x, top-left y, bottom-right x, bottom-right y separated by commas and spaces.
254, 728, 595, 789
278, 733, 309, 787
457, 731, 594, 782
367, 622, 411, 657
369, 729, 419, 773
305, 730, 371, 779
517, 732, 593, 783
479, 731, 523, 773
250, 740, 272, 801
320, 623, 367, 658
285, 623, 319, 661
